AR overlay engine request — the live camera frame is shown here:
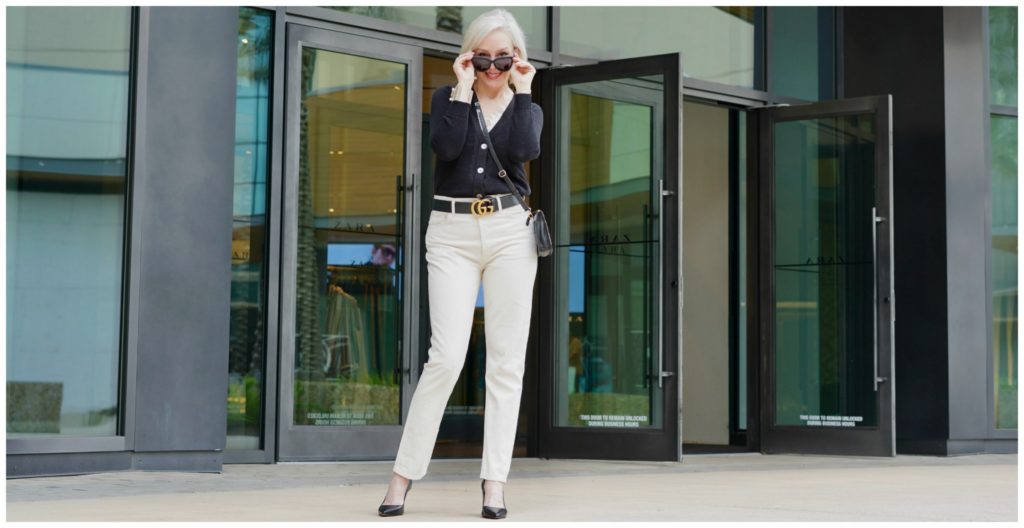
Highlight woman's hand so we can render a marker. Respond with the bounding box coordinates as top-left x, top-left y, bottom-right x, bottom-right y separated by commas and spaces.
510, 51, 536, 93
453, 51, 477, 85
